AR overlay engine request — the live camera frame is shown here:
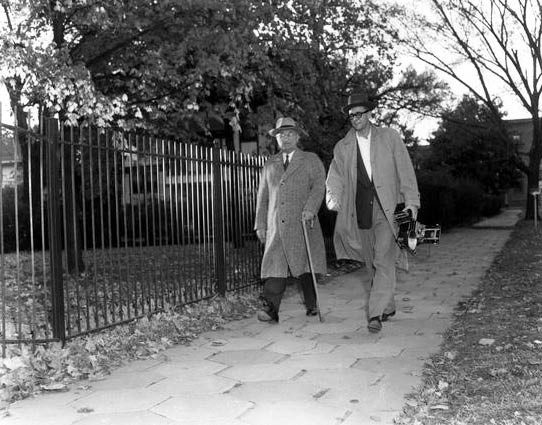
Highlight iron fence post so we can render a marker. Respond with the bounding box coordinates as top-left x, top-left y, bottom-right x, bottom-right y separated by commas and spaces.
46, 118, 66, 342
212, 143, 226, 296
